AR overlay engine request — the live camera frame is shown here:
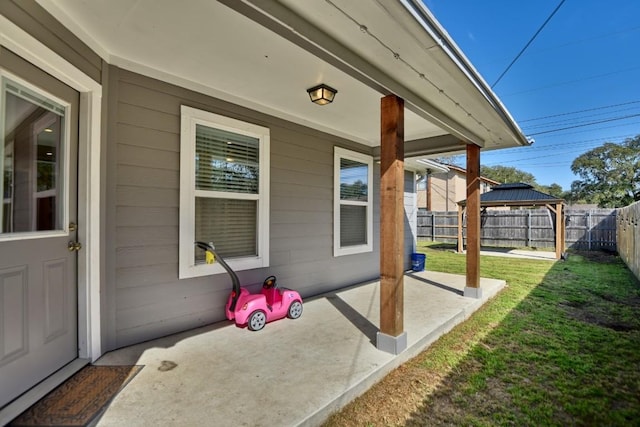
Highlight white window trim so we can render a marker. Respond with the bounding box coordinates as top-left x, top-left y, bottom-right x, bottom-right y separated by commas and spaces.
334, 147, 373, 257
179, 106, 270, 279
